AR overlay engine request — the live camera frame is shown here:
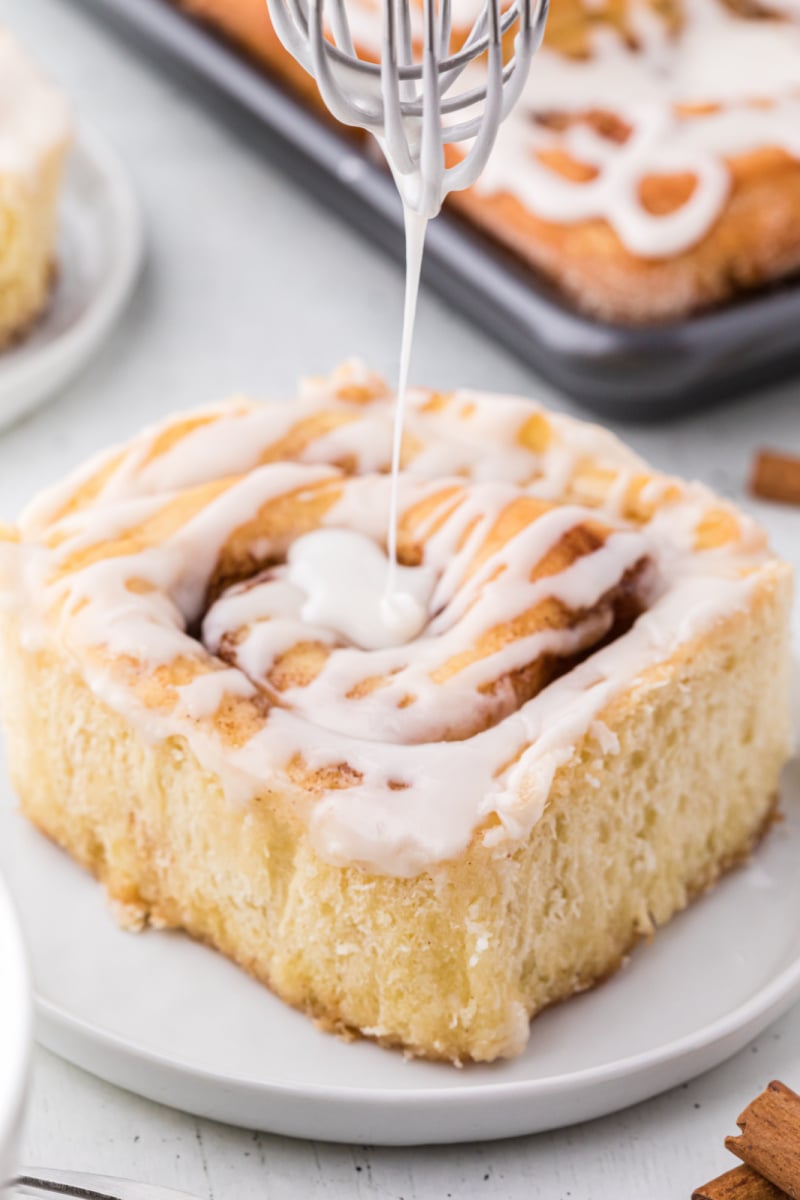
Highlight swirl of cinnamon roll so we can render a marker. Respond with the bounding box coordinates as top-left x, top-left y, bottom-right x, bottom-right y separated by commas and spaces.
10, 361, 768, 877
